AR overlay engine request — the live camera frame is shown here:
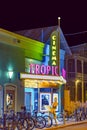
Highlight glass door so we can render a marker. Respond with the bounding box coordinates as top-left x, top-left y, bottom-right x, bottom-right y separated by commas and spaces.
25, 92, 31, 112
